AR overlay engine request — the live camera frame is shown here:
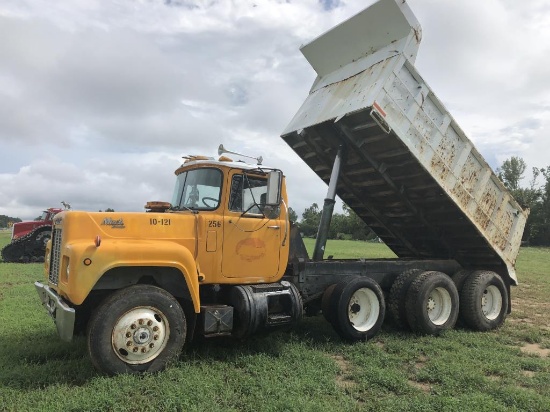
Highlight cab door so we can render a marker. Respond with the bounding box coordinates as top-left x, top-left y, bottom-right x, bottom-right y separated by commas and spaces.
221, 170, 281, 279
